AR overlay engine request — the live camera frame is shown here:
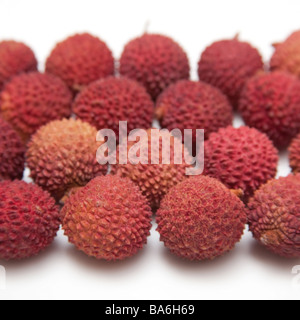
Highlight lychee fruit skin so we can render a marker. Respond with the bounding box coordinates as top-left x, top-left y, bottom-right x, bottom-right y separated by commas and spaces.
0, 72, 73, 142
0, 117, 25, 181
112, 129, 192, 210
204, 126, 278, 202
155, 80, 233, 140
26, 118, 107, 202
270, 30, 300, 78
73, 76, 154, 140
239, 71, 300, 149
62, 175, 152, 261
0, 40, 37, 91
248, 175, 300, 258
120, 34, 190, 100
289, 133, 300, 173
46, 33, 114, 93
156, 175, 247, 261
0, 181, 60, 260
198, 38, 263, 108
